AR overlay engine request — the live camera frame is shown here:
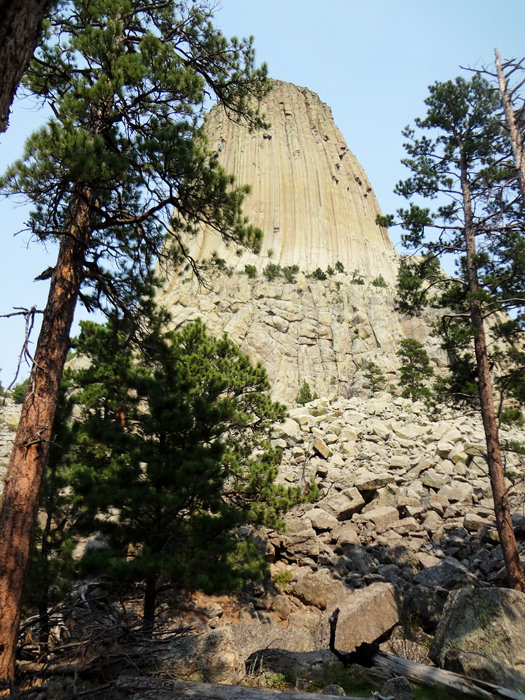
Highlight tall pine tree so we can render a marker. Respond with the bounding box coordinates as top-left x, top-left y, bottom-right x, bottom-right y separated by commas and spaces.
0, 0, 270, 678
378, 74, 525, 591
